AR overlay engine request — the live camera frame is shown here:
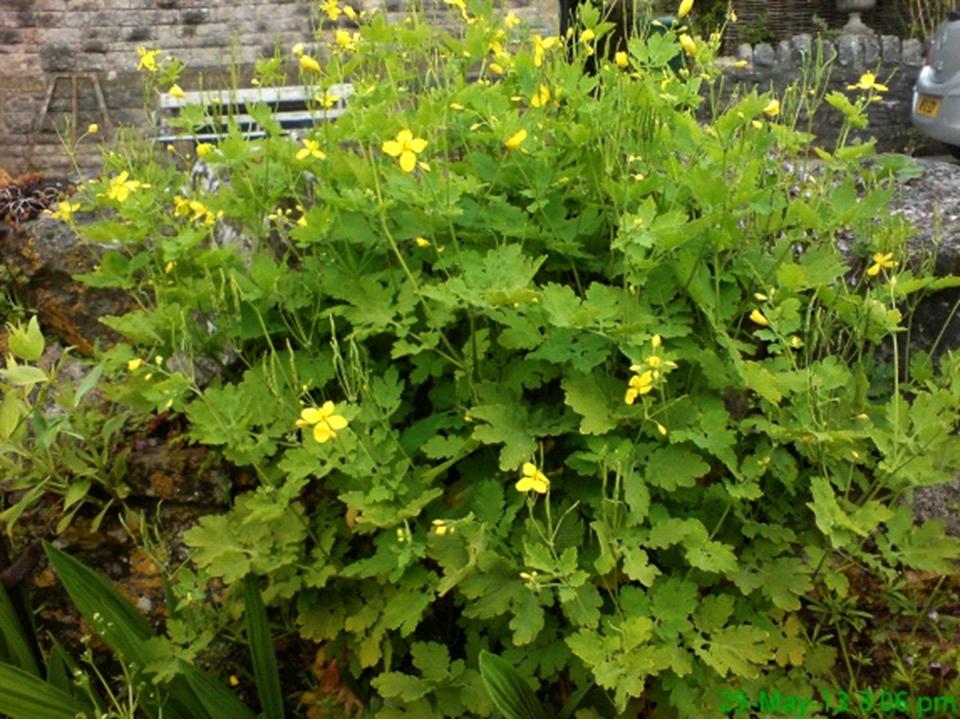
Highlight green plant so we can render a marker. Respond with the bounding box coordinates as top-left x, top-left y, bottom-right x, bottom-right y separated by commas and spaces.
0, 543, 284, 718
0, 316, 130, 532
56, 1, 960, 716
